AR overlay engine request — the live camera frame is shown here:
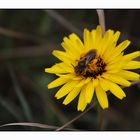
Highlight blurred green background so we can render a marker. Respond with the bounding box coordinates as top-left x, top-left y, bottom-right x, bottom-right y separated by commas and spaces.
0, 10, 140, 130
